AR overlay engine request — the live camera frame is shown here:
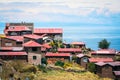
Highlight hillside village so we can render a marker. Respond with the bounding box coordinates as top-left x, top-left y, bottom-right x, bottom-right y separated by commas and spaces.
0, 22, 120, 80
